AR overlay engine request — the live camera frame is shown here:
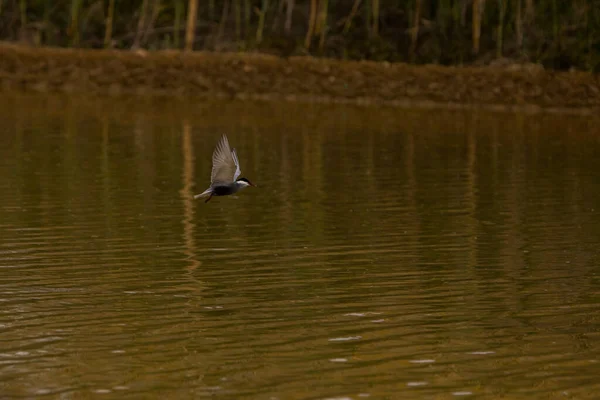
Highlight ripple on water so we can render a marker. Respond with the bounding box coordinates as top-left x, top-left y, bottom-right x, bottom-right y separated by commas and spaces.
1, 95, 600, 399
